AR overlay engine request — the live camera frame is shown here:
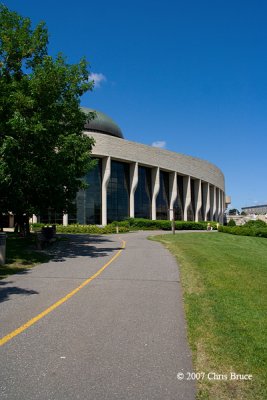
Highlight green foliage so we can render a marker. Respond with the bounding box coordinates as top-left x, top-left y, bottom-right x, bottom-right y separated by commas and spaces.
228, 208, 240, 215
0, 5, 95, 216
218, 225, 267, 238
227, 218, 236, 226
31, 223, 129, 234
243, 219, 266, 228
111, 218, 218, 231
